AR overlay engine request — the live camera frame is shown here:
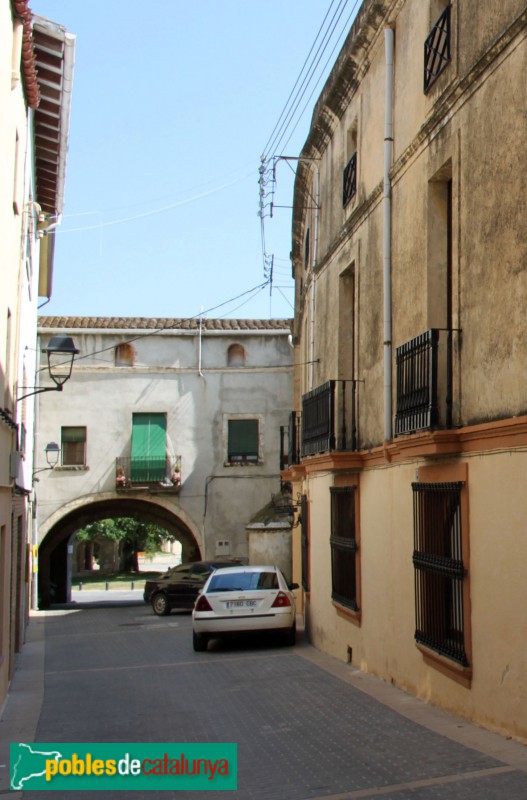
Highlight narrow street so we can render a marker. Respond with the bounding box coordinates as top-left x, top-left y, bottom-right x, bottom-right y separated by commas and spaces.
1, 599, 526, 800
